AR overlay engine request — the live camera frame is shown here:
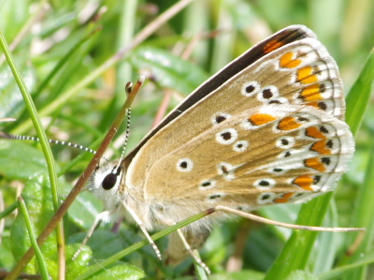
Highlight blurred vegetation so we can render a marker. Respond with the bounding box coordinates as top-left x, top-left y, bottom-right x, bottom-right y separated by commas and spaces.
0, 0, 373, 279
